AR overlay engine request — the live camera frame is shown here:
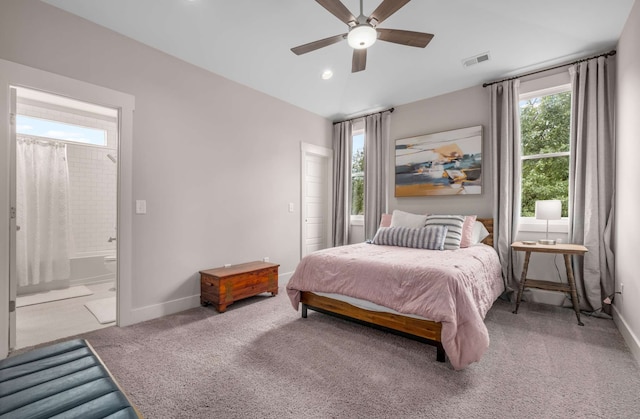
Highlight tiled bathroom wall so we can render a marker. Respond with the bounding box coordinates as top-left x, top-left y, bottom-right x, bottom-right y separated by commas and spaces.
17, 100, 117, 257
